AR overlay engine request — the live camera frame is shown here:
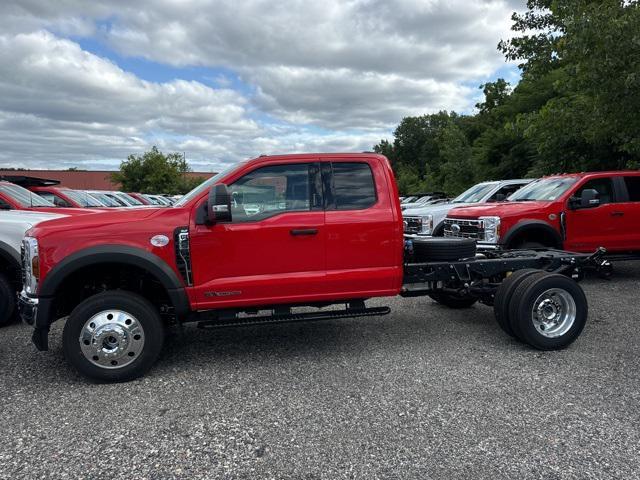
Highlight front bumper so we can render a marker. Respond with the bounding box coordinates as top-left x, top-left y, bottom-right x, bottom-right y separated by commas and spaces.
18, 291, 51, 351
18, 291, 38, 326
